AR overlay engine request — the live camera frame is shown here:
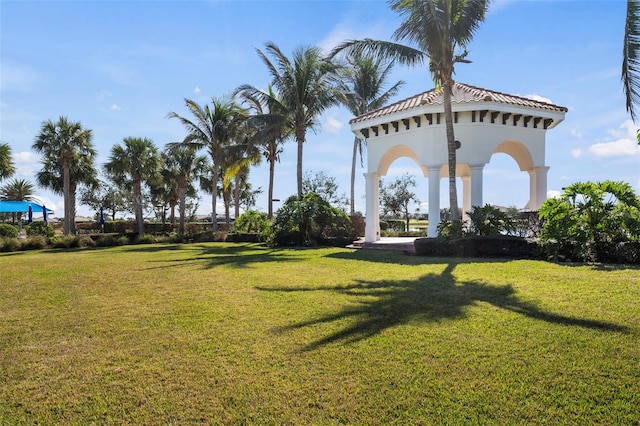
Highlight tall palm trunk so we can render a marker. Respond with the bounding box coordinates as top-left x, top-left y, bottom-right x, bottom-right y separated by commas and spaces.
296, 134, 304, 198
70, 180, 77, 235
234, 174, 241, 219
350, 136, 359, 215
211, 163, 219, 232
63, 160, 72, 235
268, 157, 275, 219
133, 179, 144, 236
178, 175, 187, 236
443, 79, 460, 224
